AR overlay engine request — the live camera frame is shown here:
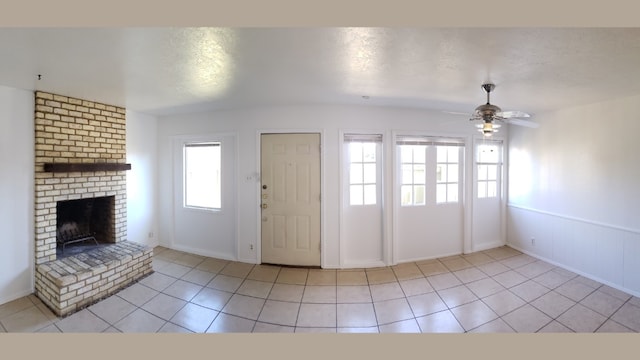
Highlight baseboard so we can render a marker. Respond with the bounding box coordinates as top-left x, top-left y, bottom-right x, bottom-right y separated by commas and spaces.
0, 288, 34, 307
